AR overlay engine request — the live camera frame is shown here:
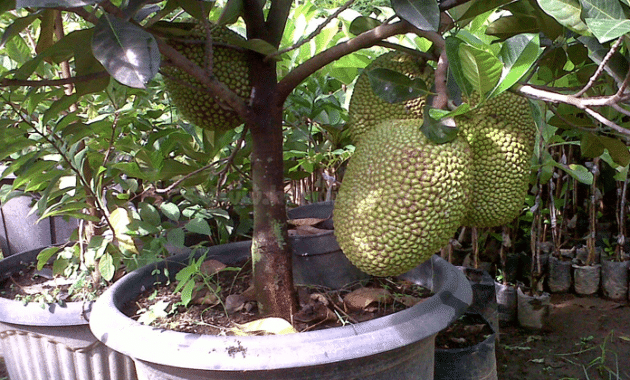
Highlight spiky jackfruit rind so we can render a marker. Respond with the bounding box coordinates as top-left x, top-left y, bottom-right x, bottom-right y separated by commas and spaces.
162, 24, 250, 132
333, 119, 472, 277
457, 91, 536, 228
348, 51, 434, 144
